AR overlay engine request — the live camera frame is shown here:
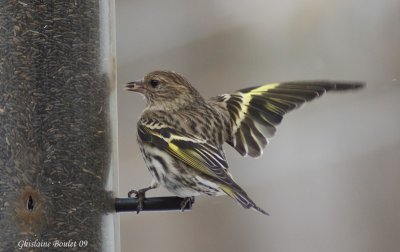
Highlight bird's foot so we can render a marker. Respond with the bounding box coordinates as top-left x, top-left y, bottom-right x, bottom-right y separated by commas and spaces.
128, 186, 154, 214
180, 196, 195, 212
